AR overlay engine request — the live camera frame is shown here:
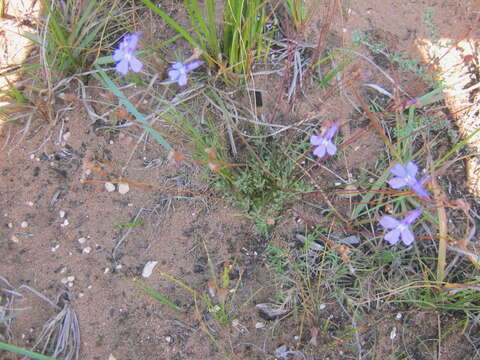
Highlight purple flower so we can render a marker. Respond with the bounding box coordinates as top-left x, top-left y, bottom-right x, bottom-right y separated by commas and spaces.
168, 60, 204, 86
388, 161, 430, 199
113, 33, 143, 75
310, 124, 339, 158
380, 209, 422, 246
